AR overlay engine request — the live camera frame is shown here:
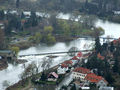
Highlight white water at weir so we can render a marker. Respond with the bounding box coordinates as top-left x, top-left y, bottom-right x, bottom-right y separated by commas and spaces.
0, 13, 120, 90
